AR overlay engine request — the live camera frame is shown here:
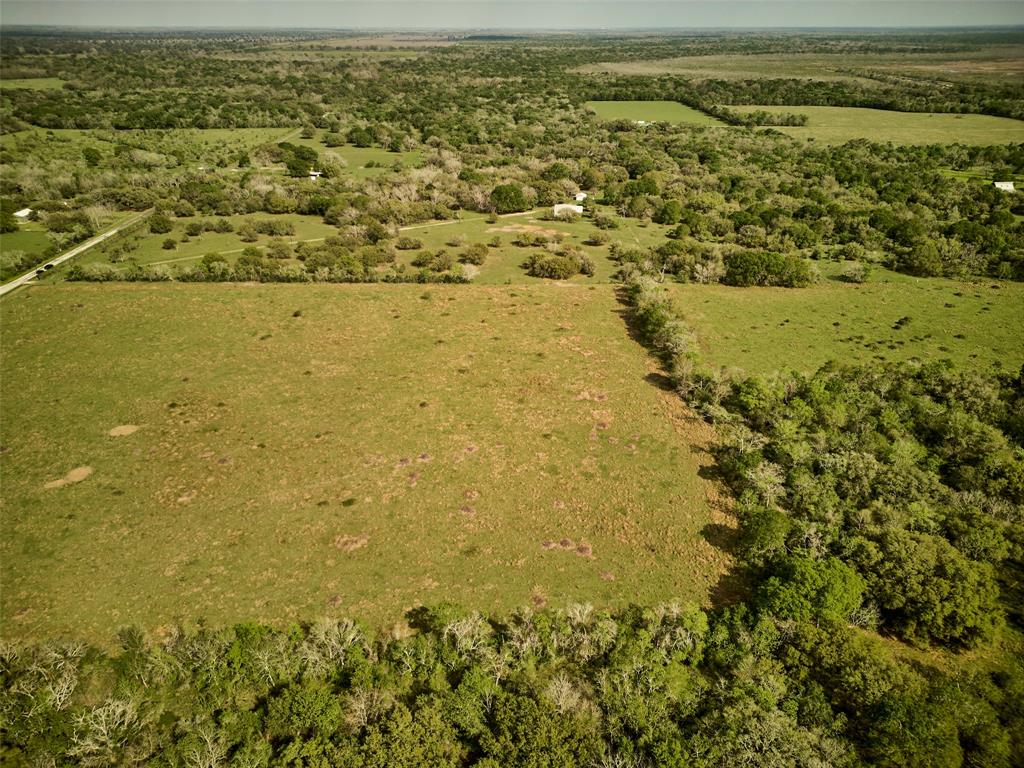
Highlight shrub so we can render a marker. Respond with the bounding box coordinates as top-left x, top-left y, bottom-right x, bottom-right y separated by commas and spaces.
460, 243, 488, 265
162, 238, 177, 250
723, 251, 814, 287
839, 261, 870, 283
523, 253, 577, 279
395, 236, 422, 250
148, 213, 173, 234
